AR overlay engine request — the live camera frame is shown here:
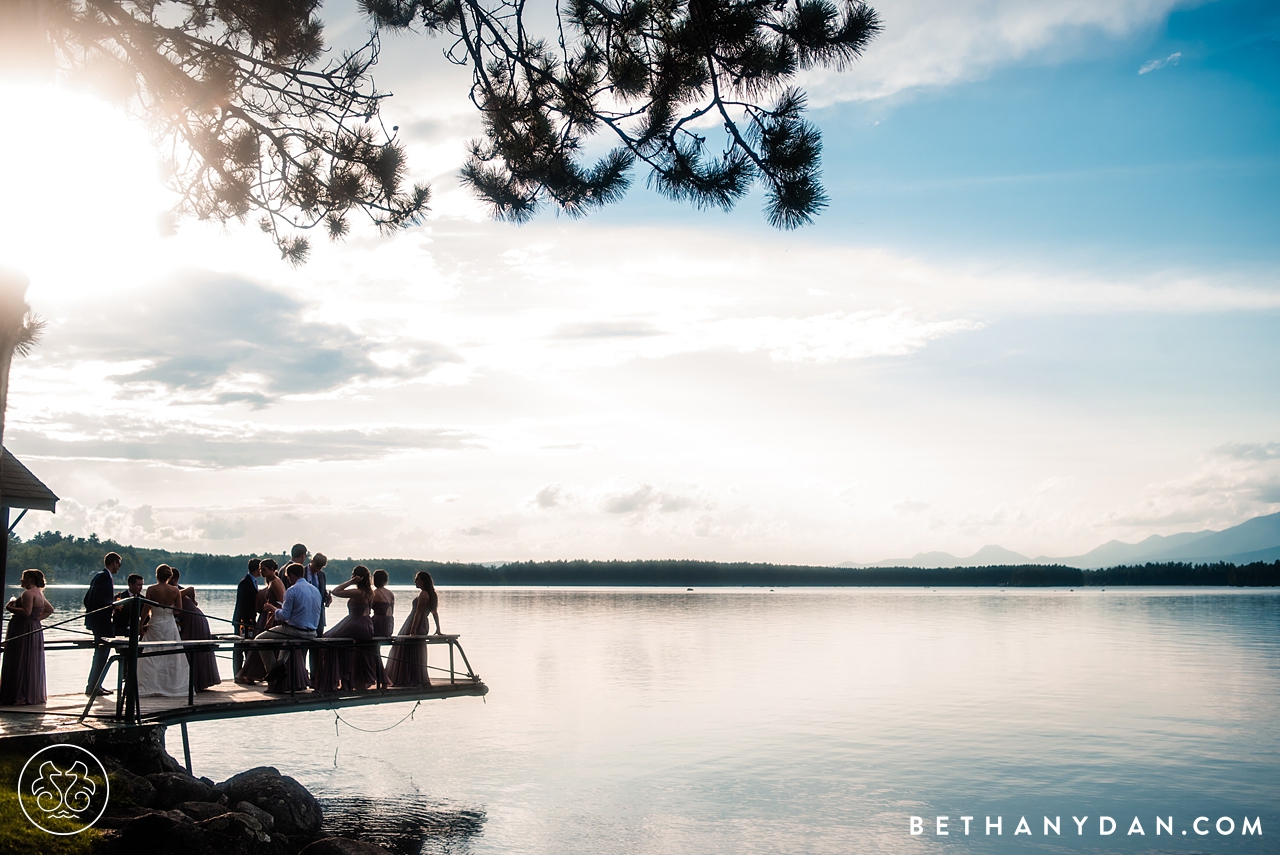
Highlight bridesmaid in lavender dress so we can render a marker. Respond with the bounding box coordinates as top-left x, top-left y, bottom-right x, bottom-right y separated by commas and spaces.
371, 570, 395, 636
387, 571, 440, 688
170, 569, 221, 691
314, 566, 386, 692
371, 570, 395, 676
0, 570, 54, 705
